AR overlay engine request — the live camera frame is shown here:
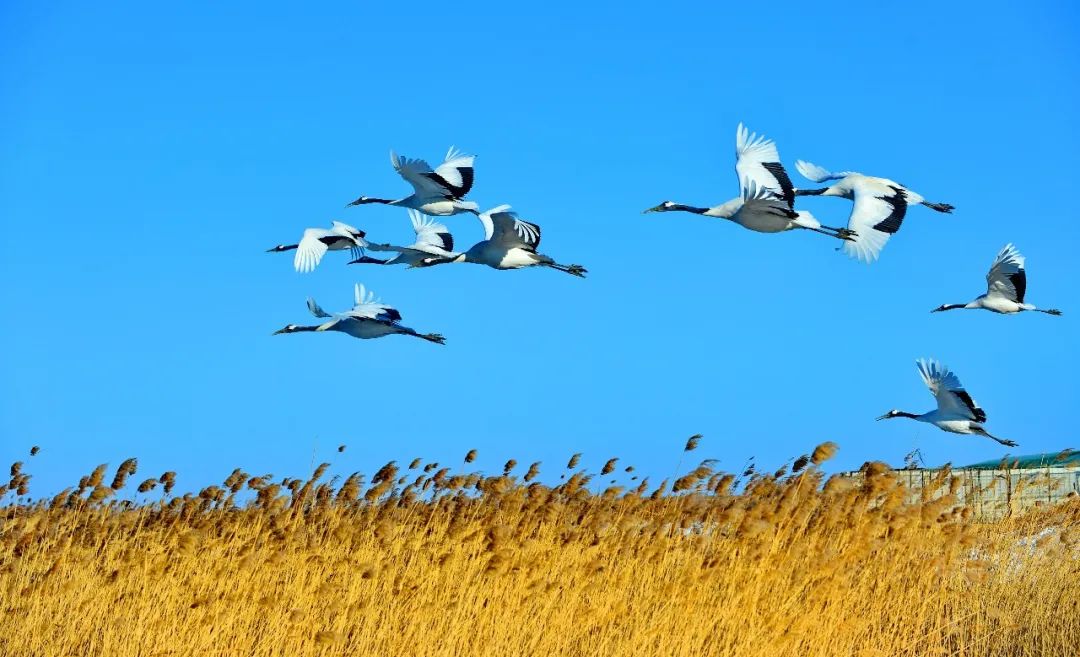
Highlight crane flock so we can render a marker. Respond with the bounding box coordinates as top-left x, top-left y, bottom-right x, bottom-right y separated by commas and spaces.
268, 124, 1063, 450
